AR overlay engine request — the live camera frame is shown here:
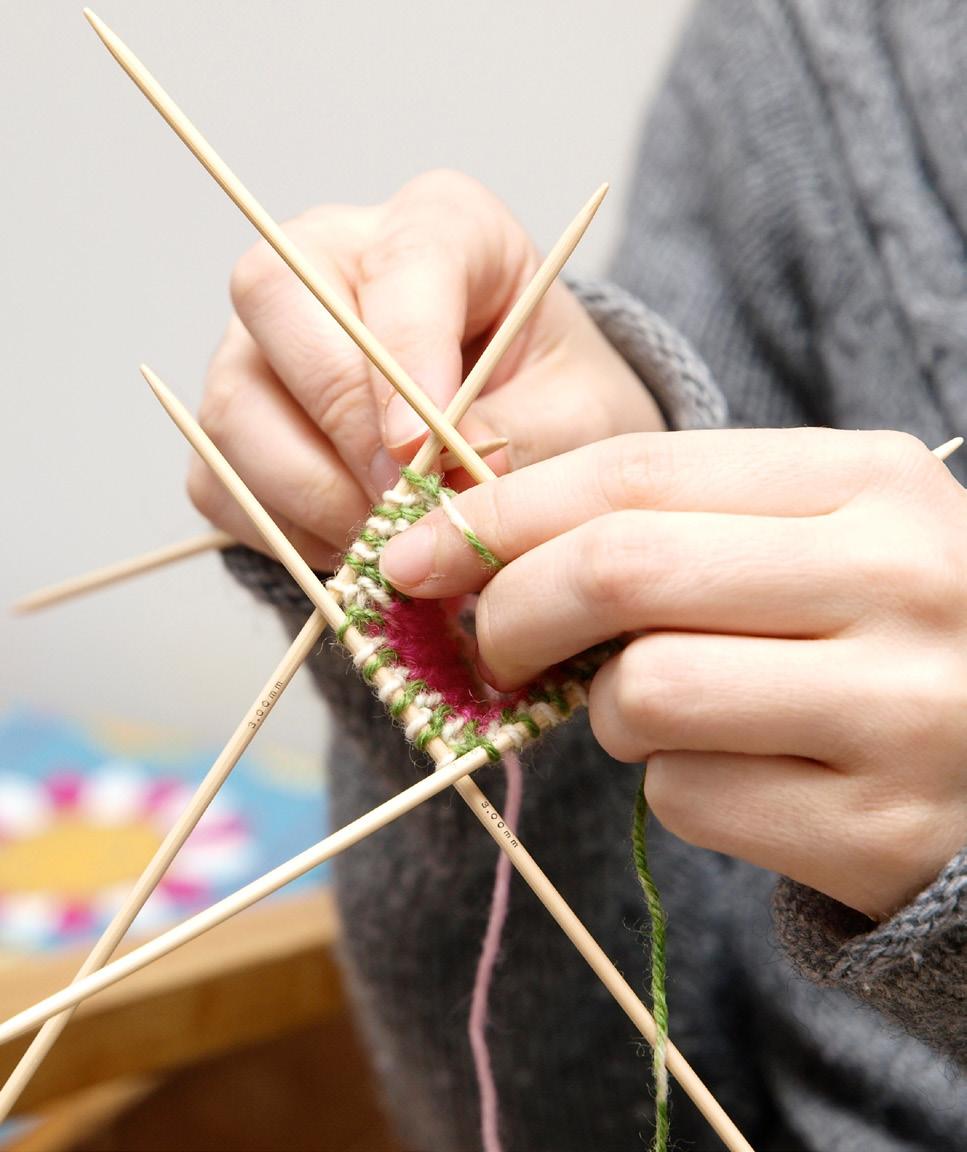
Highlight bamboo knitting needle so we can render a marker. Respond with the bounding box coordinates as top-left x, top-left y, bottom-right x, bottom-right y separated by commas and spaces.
11, 529, 234, 614
10, 440, 507, 616
0, 609, 325, 1122
14, 431, 958, 616
439, 436, 507, 471
0, 727, 533, 1042
136, 366, 755, 1152
0, 182, 601, 1110
83, 9, 484, 481
408, 181, 609, 474
933, 436, 963, 462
